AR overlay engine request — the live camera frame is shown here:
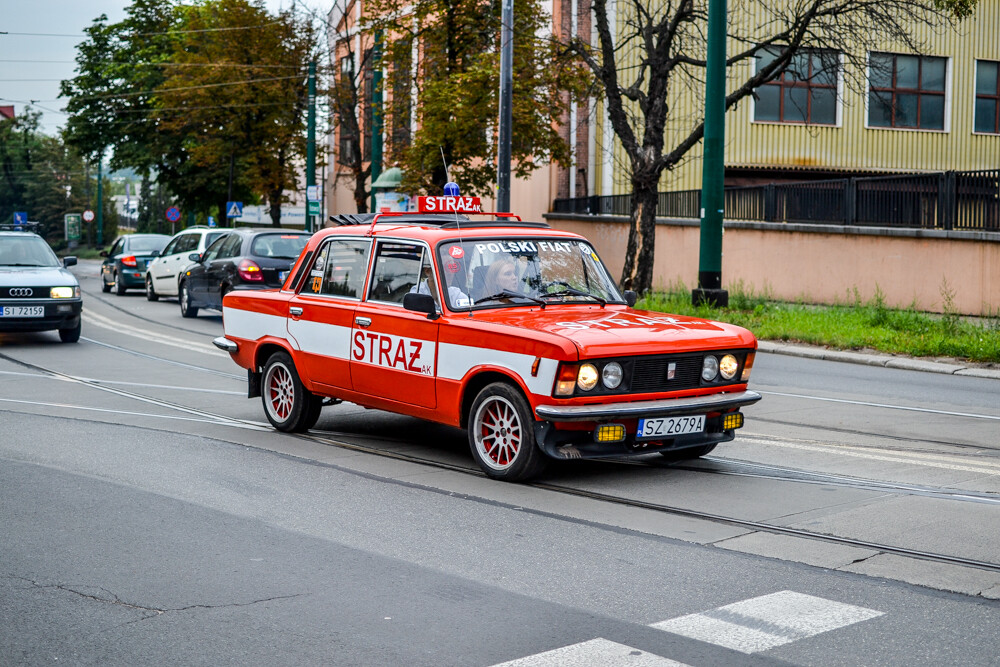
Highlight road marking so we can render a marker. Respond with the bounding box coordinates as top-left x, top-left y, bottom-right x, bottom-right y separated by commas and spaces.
652, 591, 883, 654
83, 309, 222, 357
490, 639, 688, 666
759, 390, 1000, 421
0, 369, 243, 395
0, 396, 266, 429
